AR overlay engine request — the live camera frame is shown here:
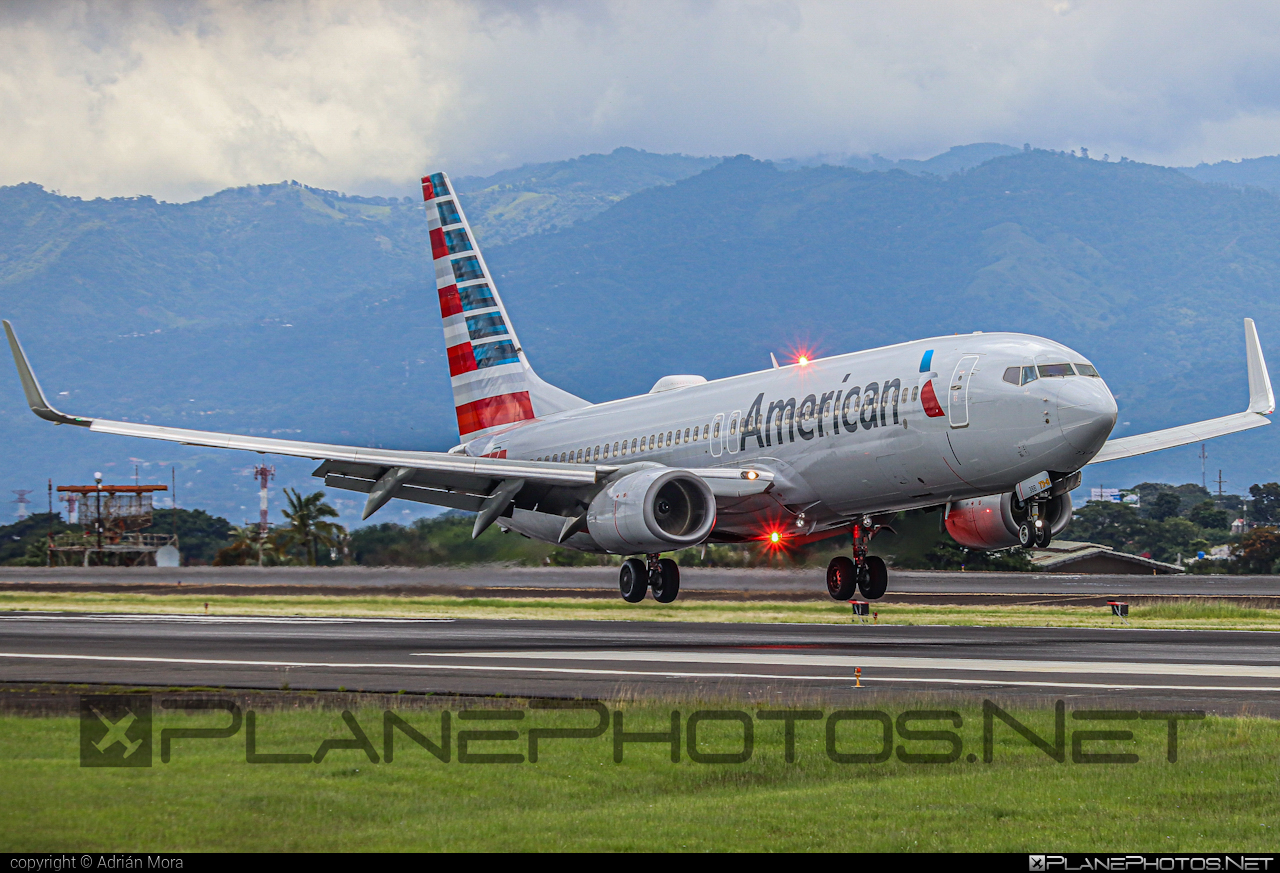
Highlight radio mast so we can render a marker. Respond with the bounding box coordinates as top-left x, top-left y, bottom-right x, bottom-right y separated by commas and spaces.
253, 465, 275, 566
